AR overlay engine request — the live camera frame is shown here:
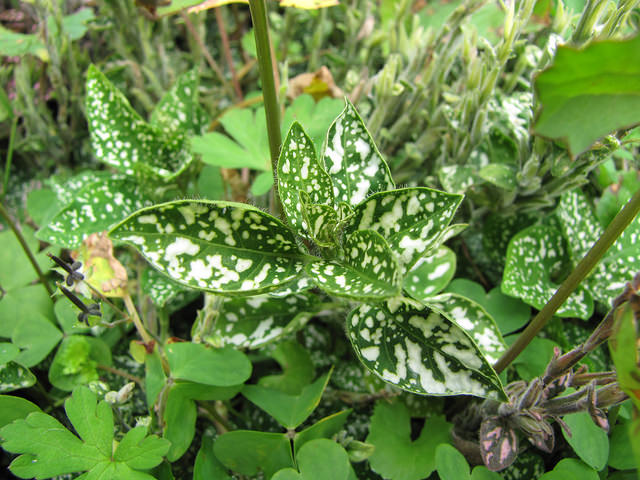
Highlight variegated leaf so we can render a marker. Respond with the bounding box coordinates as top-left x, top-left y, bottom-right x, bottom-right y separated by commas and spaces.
344, 187, 463, 272
347, 299, 506, 399
110, 200, 307, 295
502, 225, 593, 319
278, 122, 334, 235
404, 246, 456, 299
141, 268, 193, 308
86, 65, 192, 180
306, 230, 401, 300
150, 69, 208, 136
48, 171, 117, 205
269, 276, 313, 297
323, 100, 395, 206
211, 294, 318, 349
480, 416, 518, 471
0, 362, 37, 393
425, 293, 506, 365
37, 177, 151, 248
300, 193, 338, 247
556, 190, 640, 307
